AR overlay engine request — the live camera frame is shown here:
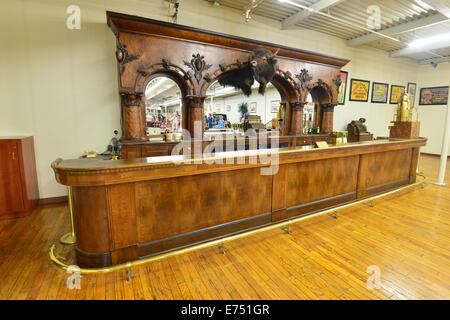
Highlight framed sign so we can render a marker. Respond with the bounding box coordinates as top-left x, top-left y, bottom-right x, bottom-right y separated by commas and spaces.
249, 102, 257, 113
271, 100, 280, 113
371, 82, 389, 103
407, 83, 417, 107
419, 86, 449, 105
349, 79, 370, 102
338, 71, 348, 105
390, 85, 405, 104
